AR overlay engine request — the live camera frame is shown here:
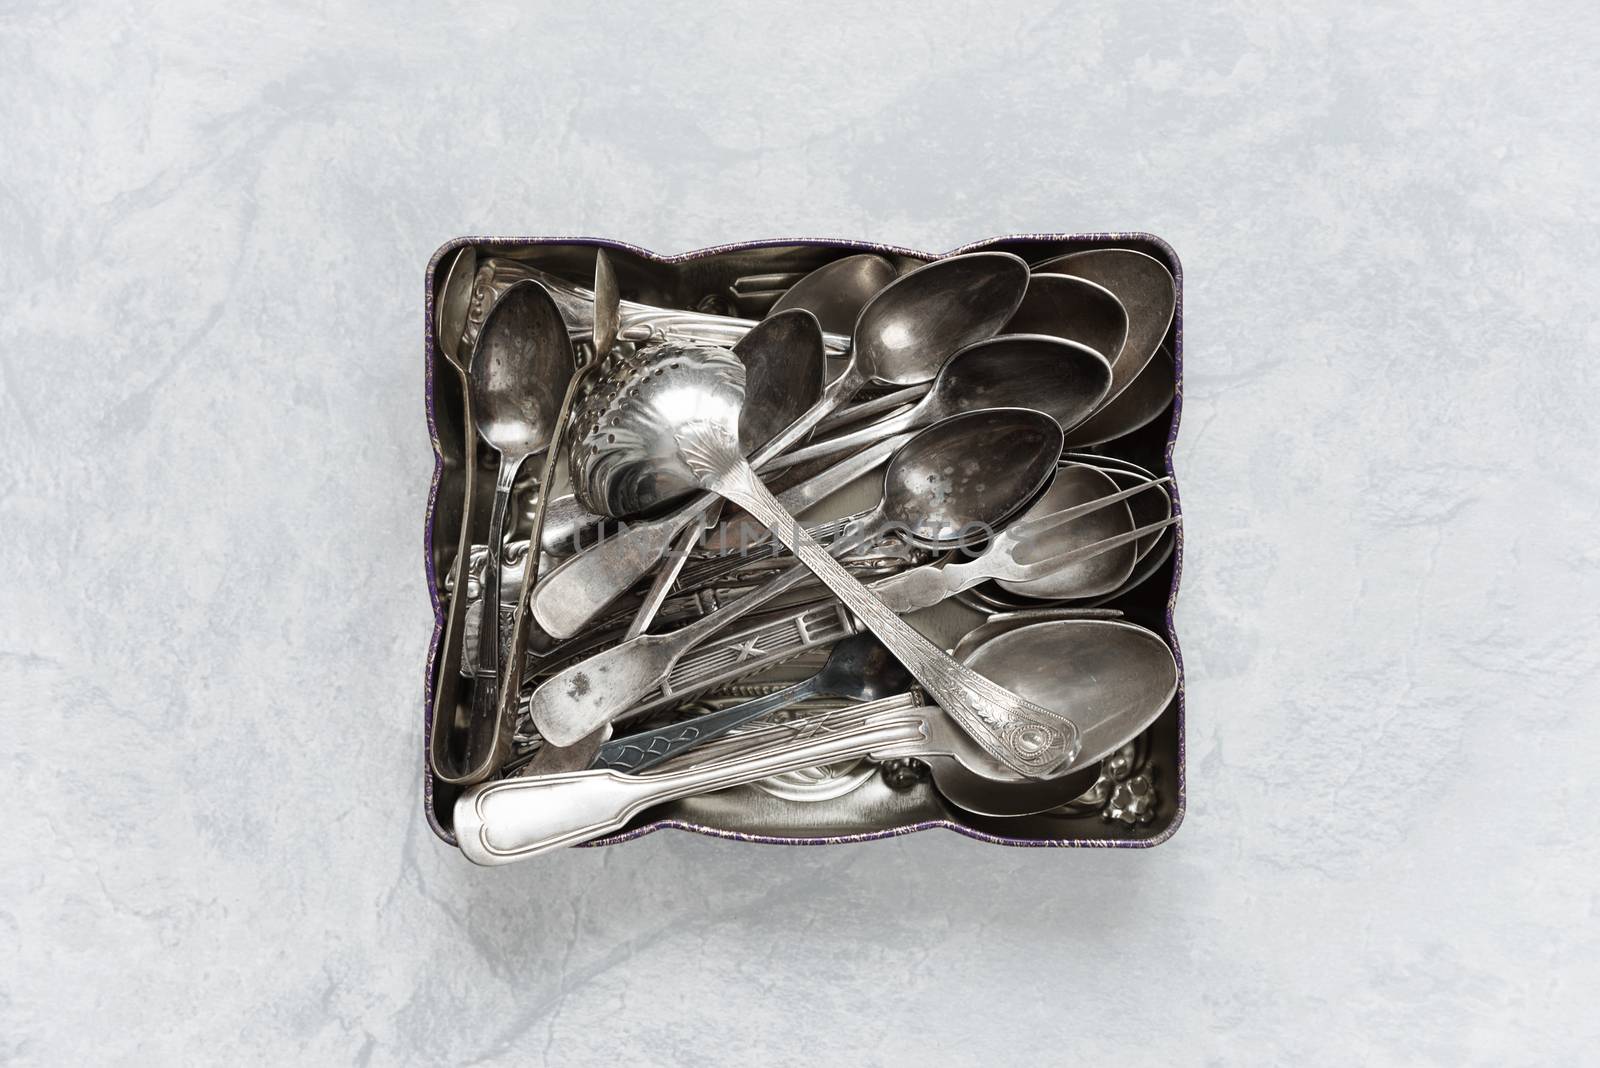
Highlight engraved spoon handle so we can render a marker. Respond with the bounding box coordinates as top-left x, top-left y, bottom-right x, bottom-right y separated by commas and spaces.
702, 451, 1080, 778
531, 366, 866, 639
456, 707, 926, 863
